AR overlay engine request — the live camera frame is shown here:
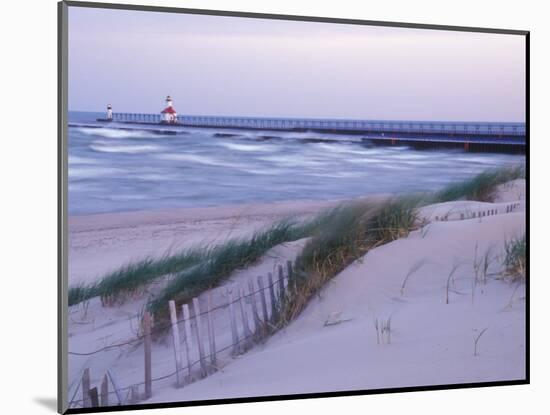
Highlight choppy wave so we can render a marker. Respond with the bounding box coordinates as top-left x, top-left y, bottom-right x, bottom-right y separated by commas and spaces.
156, 153, 249, 170
69, 155, 98, 164
90, 142, 165, 154
258, 154, 328, 168
219, 142, 275, 152
67, 115, 525, 215
76, 127, 169, 140
69, 166, 128, 179
315, 142, 377, 156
